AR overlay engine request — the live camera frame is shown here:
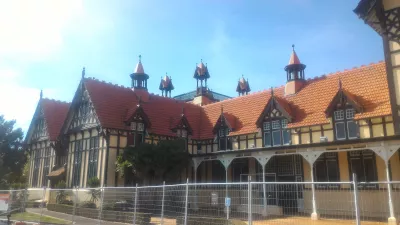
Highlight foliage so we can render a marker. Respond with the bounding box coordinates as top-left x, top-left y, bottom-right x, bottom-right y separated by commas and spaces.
79, 201, 97, 209
87, 177, 101, 203
116, 139, 189, 184
55, 181, 69, 204
0, 115, 25, 189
